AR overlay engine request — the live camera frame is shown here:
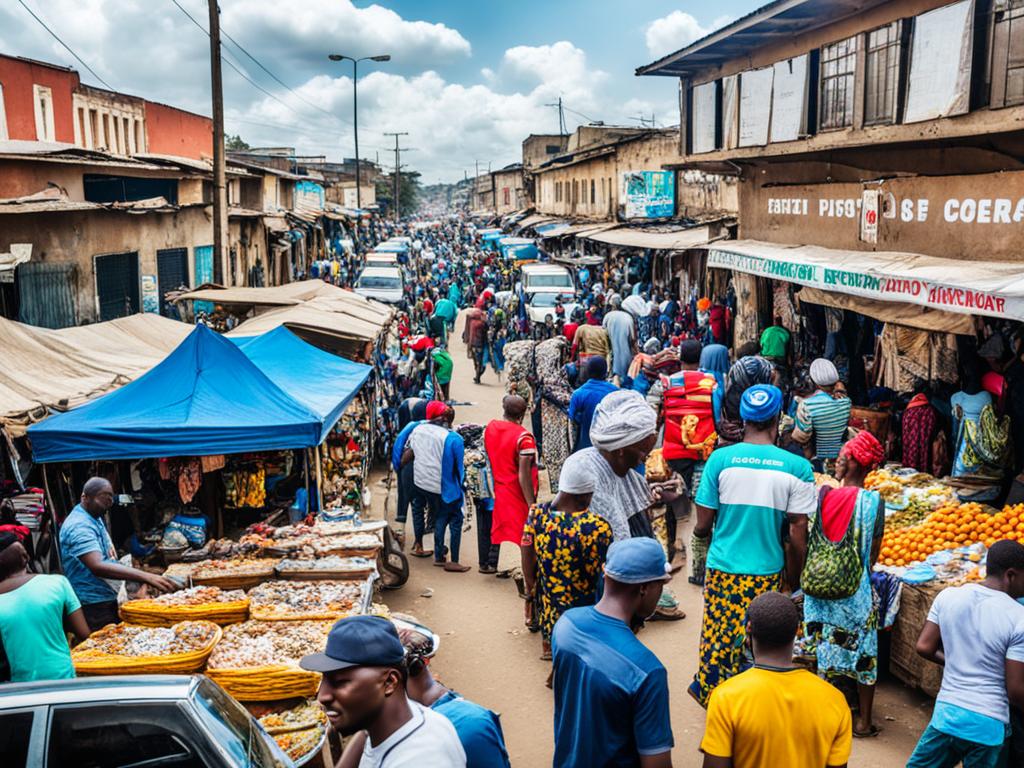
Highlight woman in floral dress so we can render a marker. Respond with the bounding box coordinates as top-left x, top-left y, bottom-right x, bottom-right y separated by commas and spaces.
521, 451, 612, 660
